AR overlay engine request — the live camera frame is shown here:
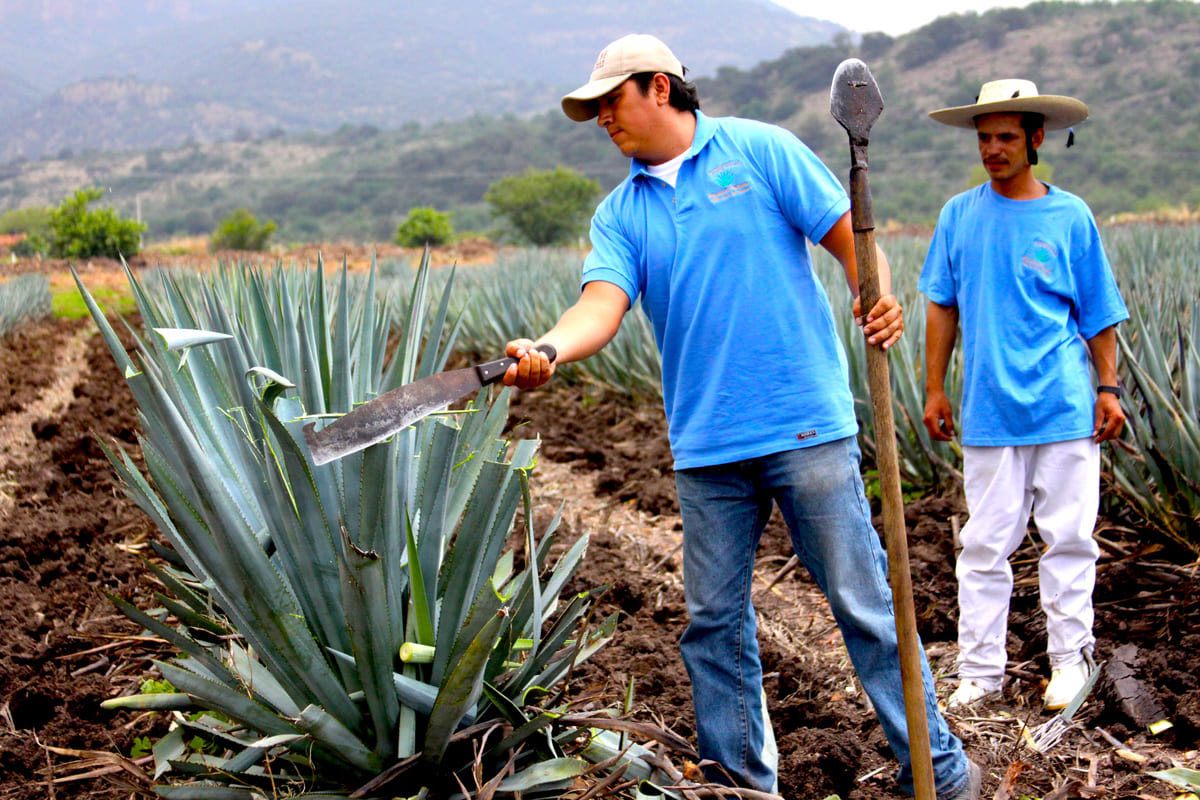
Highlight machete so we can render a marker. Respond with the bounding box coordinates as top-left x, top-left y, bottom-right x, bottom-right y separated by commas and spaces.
303, 344, 556, 465
831, 58, 936, 800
